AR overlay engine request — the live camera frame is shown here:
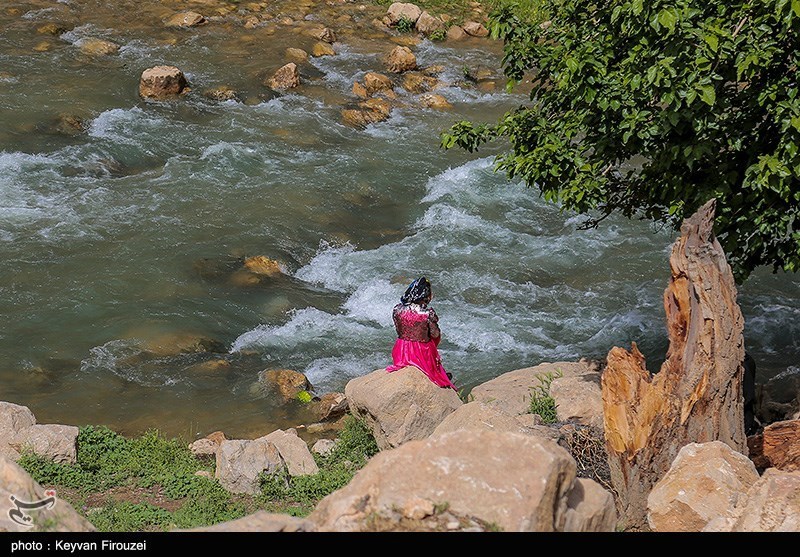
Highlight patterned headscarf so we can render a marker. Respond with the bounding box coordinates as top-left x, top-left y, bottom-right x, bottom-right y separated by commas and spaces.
400, 276, 432, 305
